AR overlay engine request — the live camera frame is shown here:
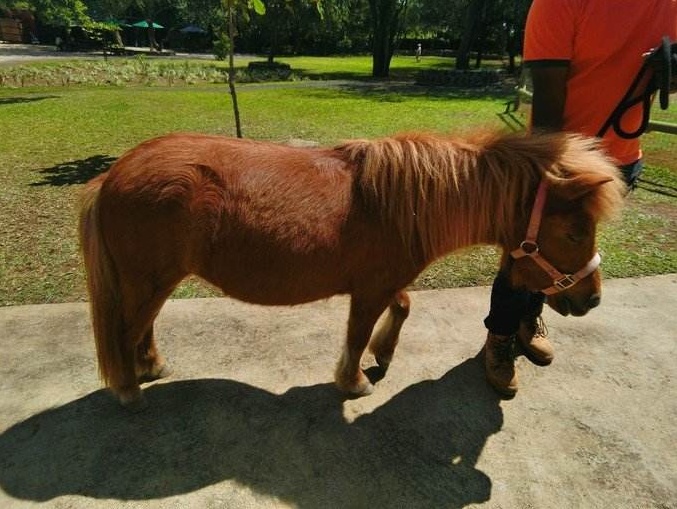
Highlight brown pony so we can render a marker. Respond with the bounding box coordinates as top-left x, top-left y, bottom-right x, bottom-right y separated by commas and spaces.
79, 131, 624, 408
